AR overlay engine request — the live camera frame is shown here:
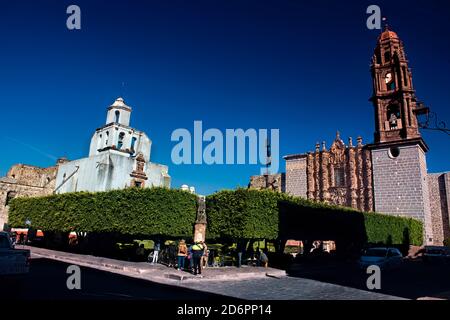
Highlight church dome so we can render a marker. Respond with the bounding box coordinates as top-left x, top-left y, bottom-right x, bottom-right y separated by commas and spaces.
109, 97, 131, 111
379, 27, 398, 41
